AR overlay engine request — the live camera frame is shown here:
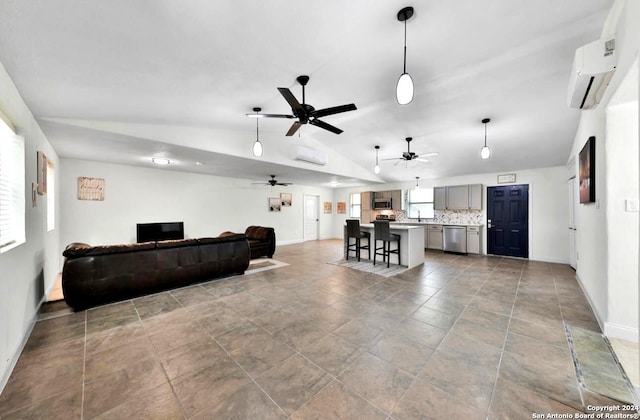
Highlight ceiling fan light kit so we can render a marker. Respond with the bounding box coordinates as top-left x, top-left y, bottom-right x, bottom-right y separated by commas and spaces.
481, 118, 491, 160
252, 107, 264, 157
374, 145, 381, 174
396, 6, 415, 105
